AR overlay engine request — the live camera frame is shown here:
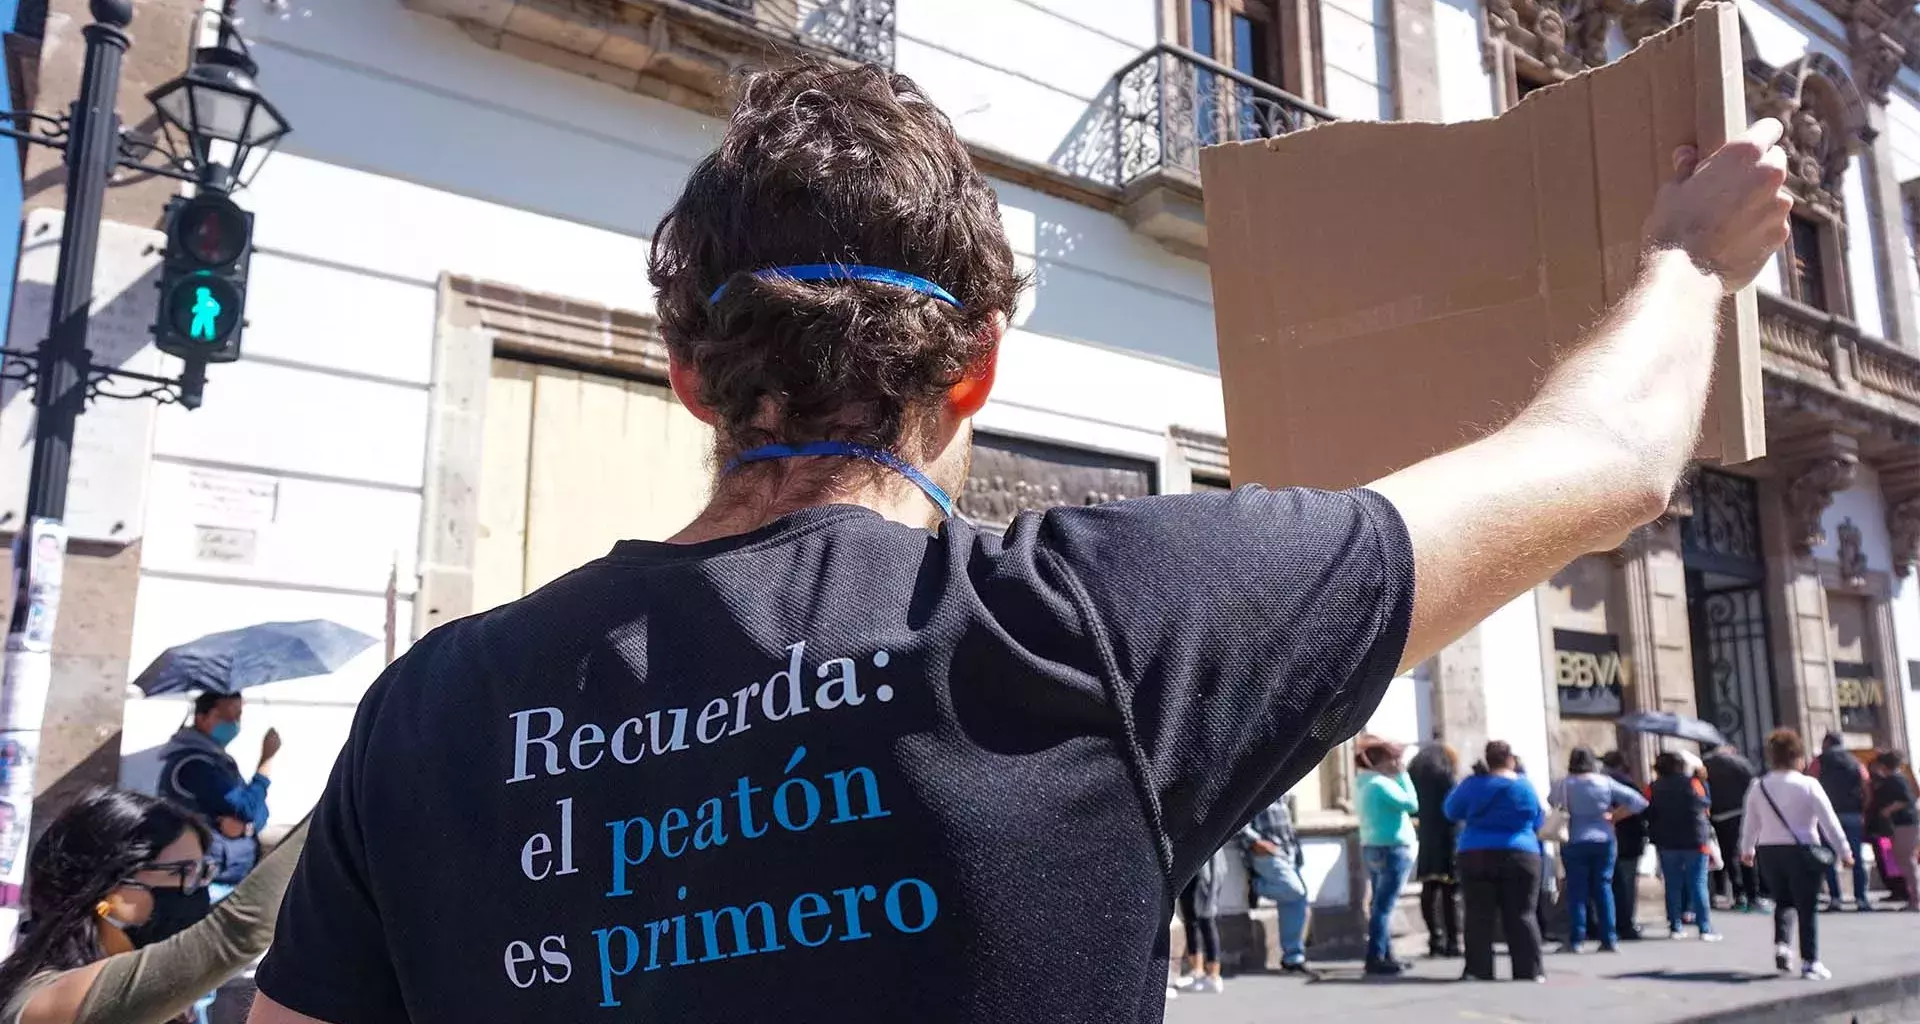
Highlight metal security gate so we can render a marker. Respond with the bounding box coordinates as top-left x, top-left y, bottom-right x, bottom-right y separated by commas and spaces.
1681, 469, 1778, 761
1686, 582, 1776, 760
